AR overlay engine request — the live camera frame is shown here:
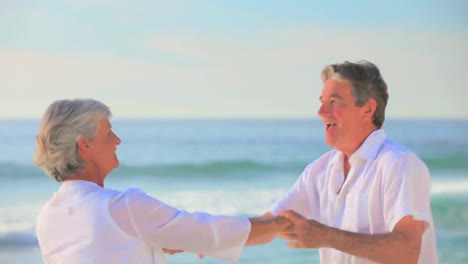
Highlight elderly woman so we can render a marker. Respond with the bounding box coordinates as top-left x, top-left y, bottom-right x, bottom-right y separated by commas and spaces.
34, 99, 290, 264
